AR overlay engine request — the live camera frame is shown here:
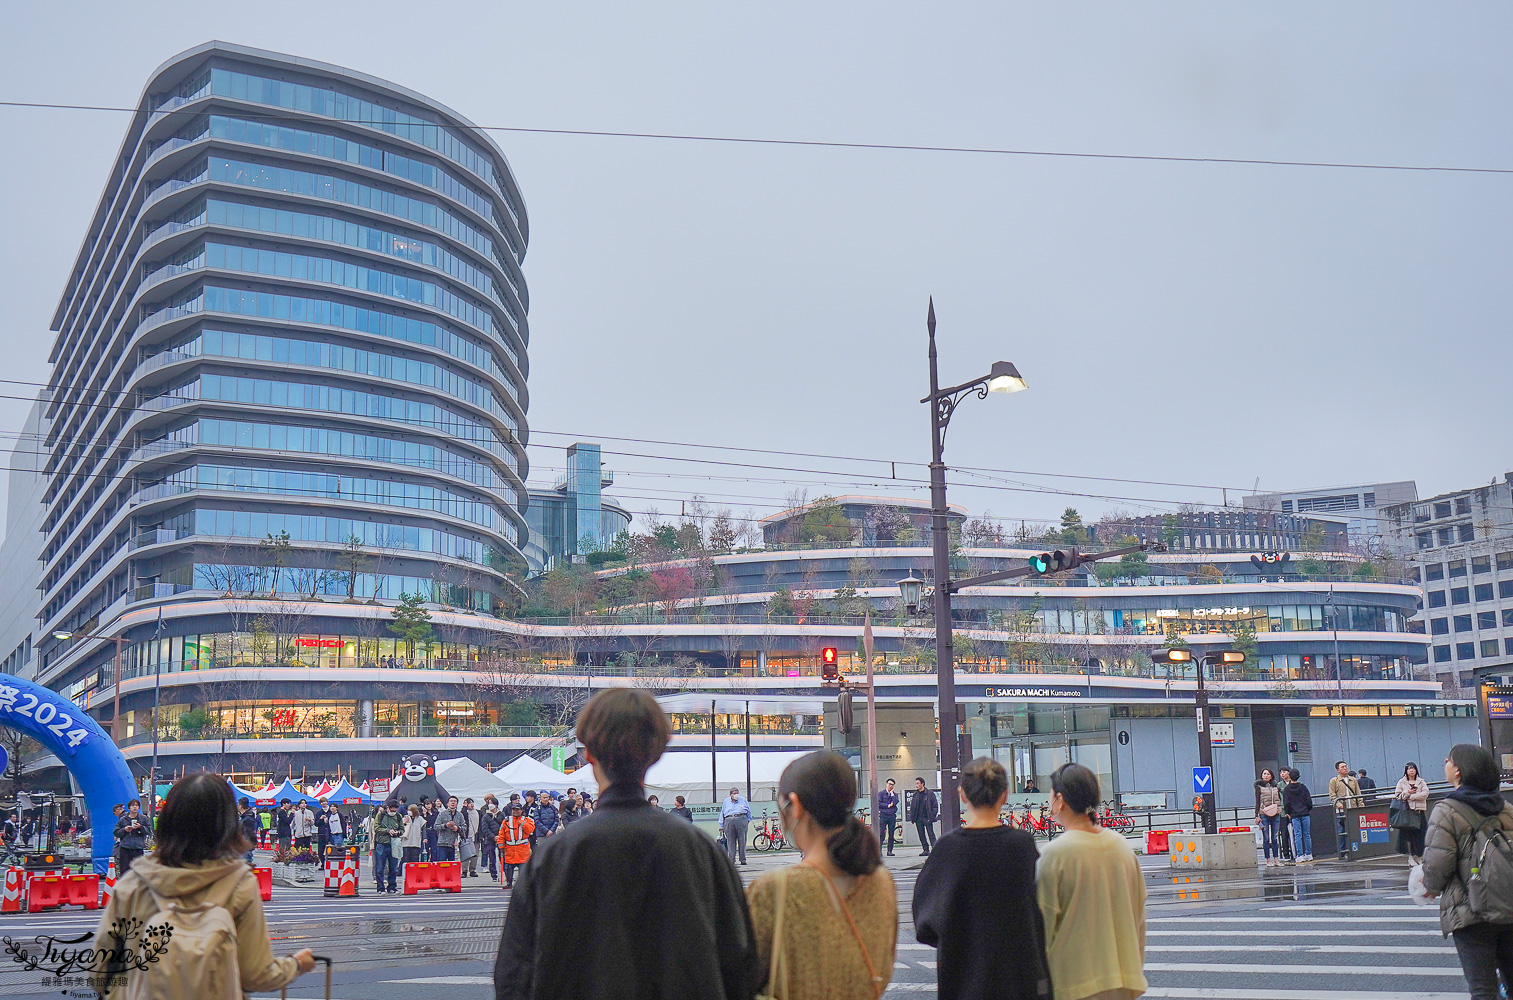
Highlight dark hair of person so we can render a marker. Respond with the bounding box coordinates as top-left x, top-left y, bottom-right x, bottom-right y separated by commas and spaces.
1050, 763, 1100, 817
155, 773, 251, 867
575, 688, 671, 786
1335, 760, 1347, 770
1257, 769, 1275, 785
128, 798, 141, 808
778, 751, 881, 876
1404, 762, 1419, 780
961, 757, 1008, 807
1449, 744, 1500, 792
239, 797, 250, 807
